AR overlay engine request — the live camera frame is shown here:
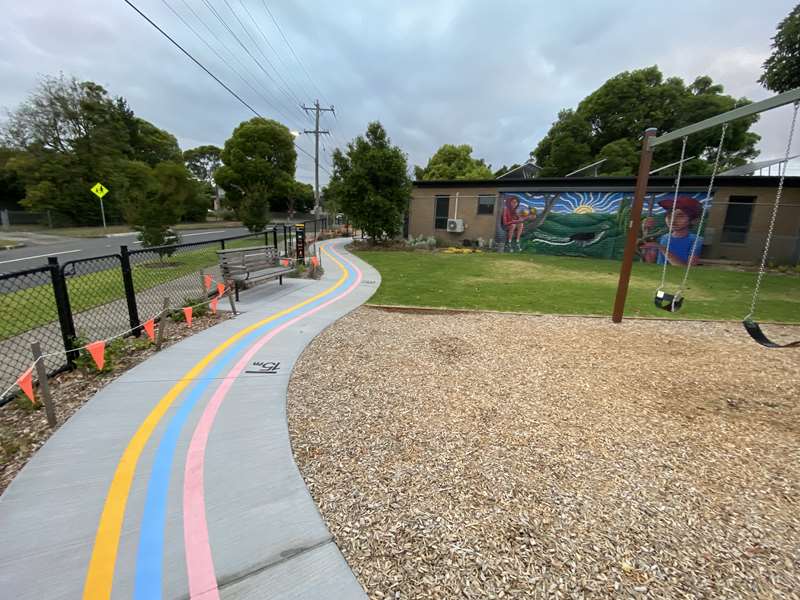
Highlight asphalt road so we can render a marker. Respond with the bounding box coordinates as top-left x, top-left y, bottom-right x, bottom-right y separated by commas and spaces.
0, 228, 251, 274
